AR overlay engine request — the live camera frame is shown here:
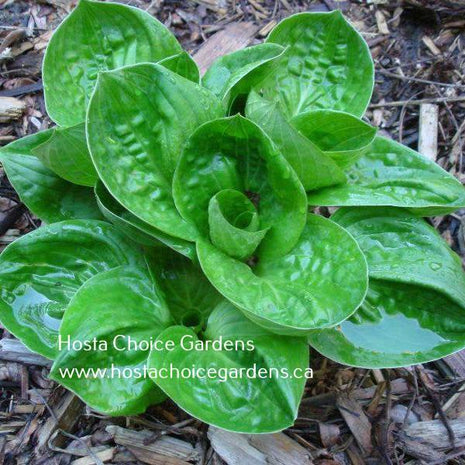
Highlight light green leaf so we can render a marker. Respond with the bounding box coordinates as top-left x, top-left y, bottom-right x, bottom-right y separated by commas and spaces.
0, 131, 102, 223
332, 207, 465, 305
307, 136, 465, 215
50, 266, 172, 415
32, 123, 97, 187
148, 247, 223, 327
173, 115, 307, 257
208, 189, 268, 260
197, 214, 368, 334
308, 207, 465, 367
159, 51, 200, 83
259, 11, 374, 118
148, 301, 308, 433
0, 220, 143, 358
246, 91, 346, 191
291, 110, 377, 169
202, 43, 285, 107
87, 63, 223, 242
308, 280, 465, 368
43, 0, 182, 126
95, 181, 196, 260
